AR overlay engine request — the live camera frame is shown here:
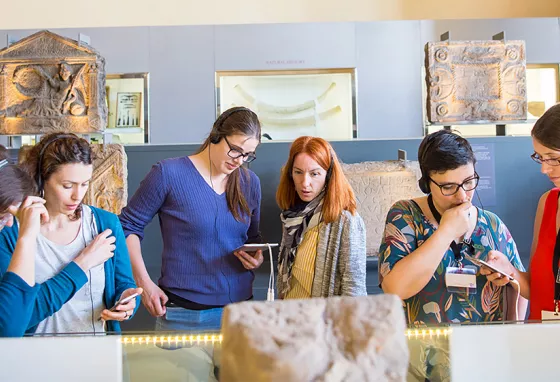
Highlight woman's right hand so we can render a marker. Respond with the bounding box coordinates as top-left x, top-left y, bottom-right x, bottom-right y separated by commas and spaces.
438, 201, 472, 240
138, 278, 168, 317
10, 196, 49, 239
74, 229, 115, 272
